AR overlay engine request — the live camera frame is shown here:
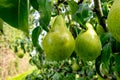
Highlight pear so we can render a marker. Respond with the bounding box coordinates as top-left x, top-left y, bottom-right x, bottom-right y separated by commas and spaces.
107, 0, 120, 42
42, 15, 75, 61
16, 49, 24, 58
71, 61, 80, 71
75, 23, 102, 61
